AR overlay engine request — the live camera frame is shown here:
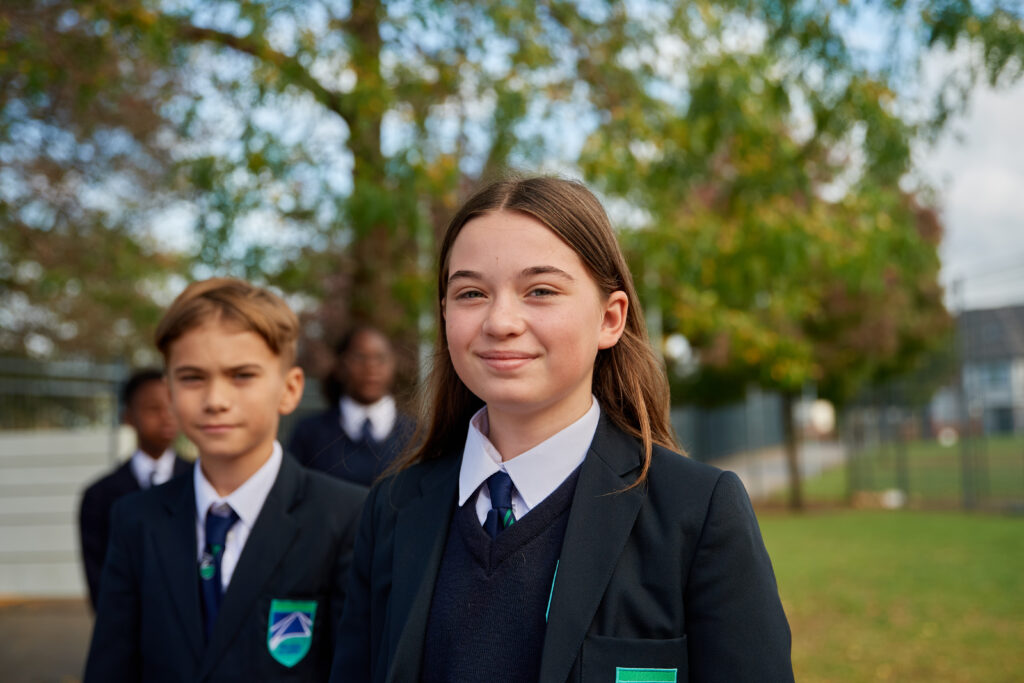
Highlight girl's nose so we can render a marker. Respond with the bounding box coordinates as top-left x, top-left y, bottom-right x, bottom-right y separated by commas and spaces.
481, 295, 526, 338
